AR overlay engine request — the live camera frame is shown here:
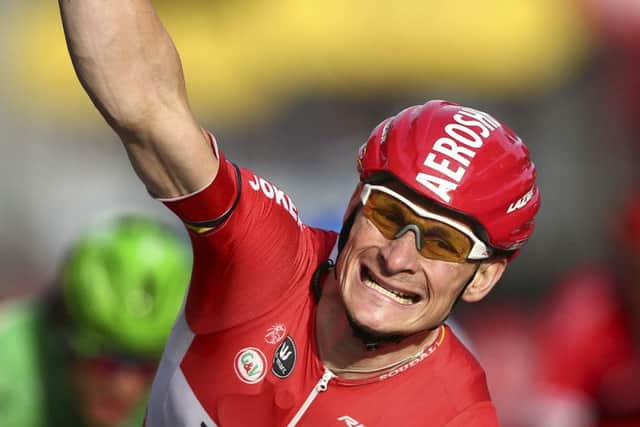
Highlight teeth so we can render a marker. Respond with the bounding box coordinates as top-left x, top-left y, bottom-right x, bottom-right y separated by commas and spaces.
363, 278, 416, 305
